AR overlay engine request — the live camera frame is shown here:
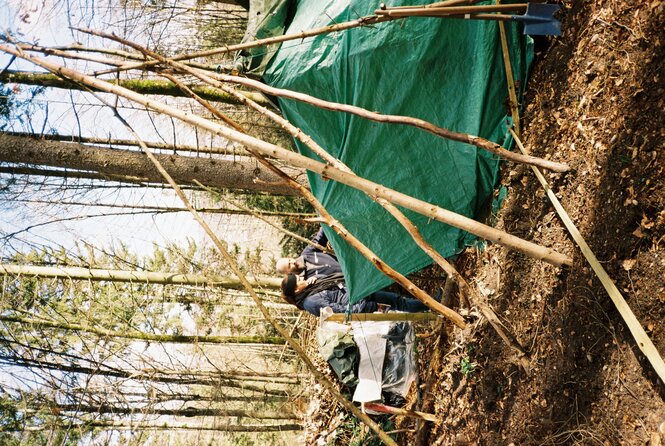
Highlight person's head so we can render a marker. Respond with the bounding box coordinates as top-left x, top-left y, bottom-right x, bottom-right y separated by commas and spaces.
280, 273, 308, 301
275, 257, 302, 274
